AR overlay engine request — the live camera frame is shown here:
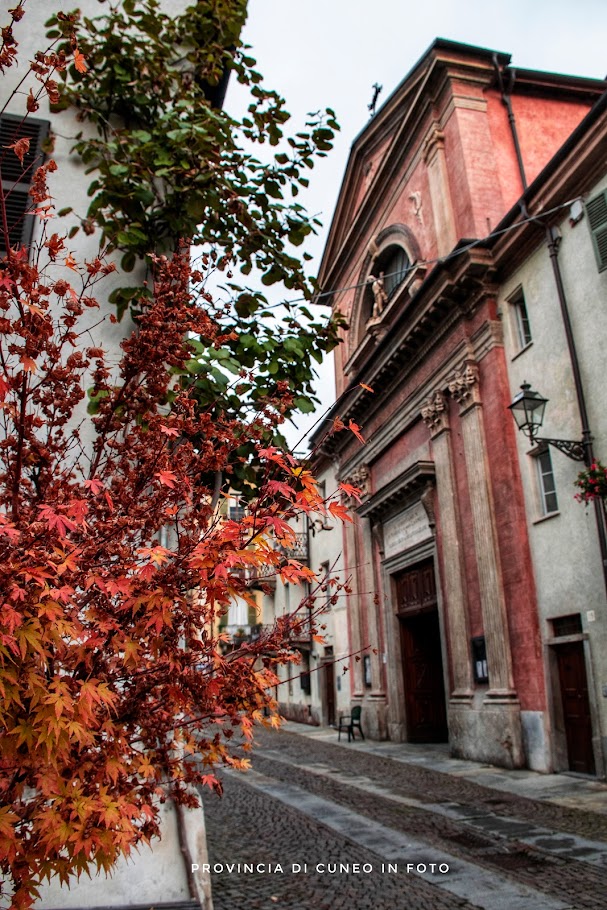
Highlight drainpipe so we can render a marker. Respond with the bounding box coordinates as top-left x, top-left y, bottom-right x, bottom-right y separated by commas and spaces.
493, 56, 528, 195
493, 56, 607, 595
